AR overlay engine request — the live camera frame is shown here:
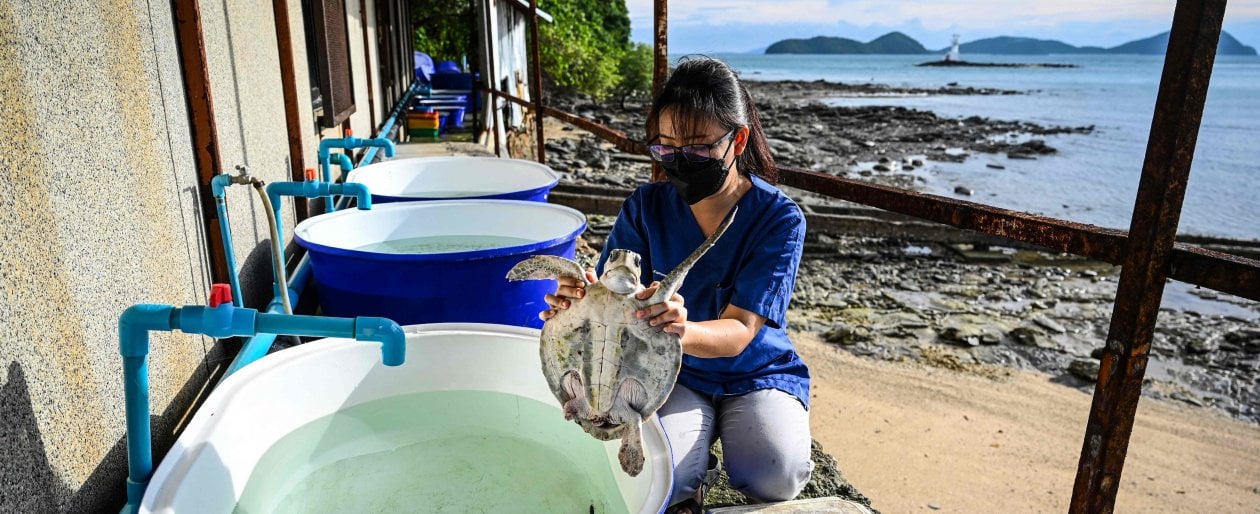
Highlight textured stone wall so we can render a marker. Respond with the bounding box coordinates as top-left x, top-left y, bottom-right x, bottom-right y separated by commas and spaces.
0, 0, 316, 511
